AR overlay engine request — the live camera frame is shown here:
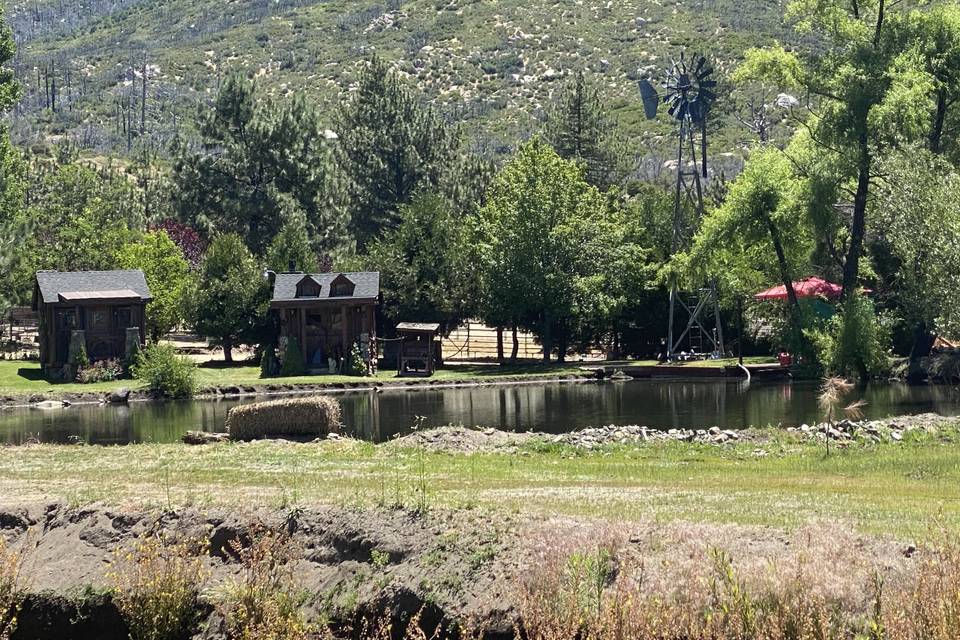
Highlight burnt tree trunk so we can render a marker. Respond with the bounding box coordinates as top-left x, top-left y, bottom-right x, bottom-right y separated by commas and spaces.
510, 323, 519, 362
